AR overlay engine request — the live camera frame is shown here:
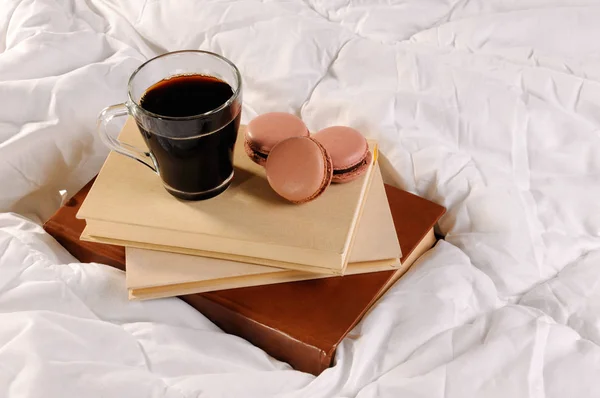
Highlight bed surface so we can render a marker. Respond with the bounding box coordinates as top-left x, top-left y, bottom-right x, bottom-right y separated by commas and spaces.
1, 0, 600, 396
